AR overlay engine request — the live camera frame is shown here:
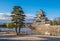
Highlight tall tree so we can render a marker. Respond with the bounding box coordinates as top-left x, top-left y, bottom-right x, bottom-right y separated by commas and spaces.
11, 6, 25, 34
